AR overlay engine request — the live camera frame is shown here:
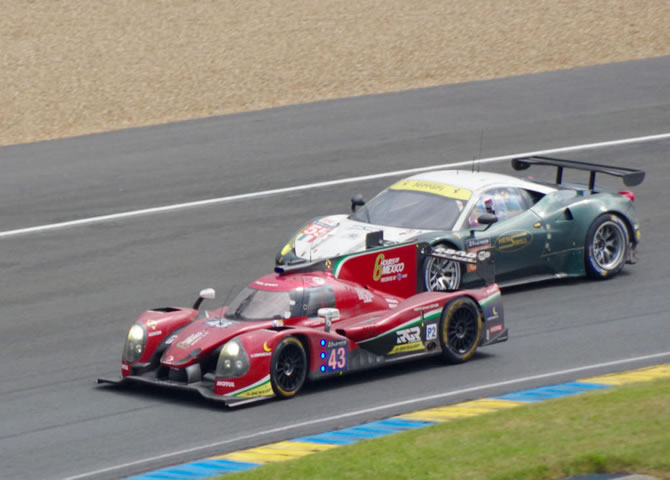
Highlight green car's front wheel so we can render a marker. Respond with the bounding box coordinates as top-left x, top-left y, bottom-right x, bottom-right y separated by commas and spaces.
424, 244, 463, 291
585, 213, 629, 279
